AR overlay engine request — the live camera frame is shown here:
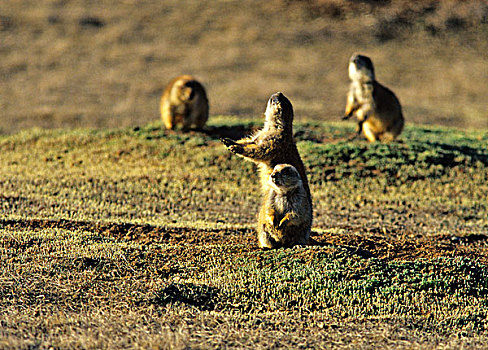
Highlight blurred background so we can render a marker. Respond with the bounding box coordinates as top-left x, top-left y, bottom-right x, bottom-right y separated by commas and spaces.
0, 0, 487, 134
